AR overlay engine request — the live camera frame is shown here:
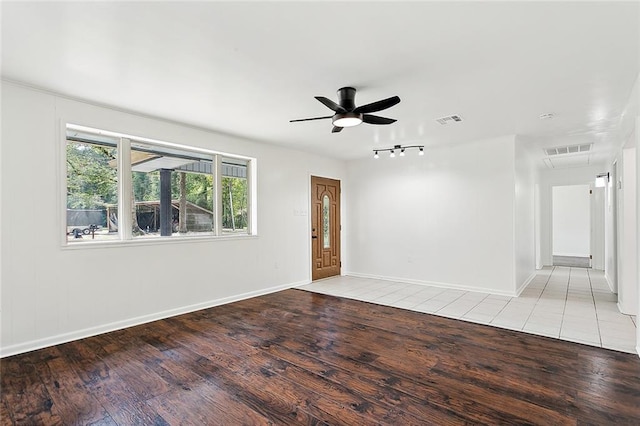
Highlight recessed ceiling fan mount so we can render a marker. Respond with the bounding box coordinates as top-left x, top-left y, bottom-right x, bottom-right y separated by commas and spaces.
290, 87, 400, 133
